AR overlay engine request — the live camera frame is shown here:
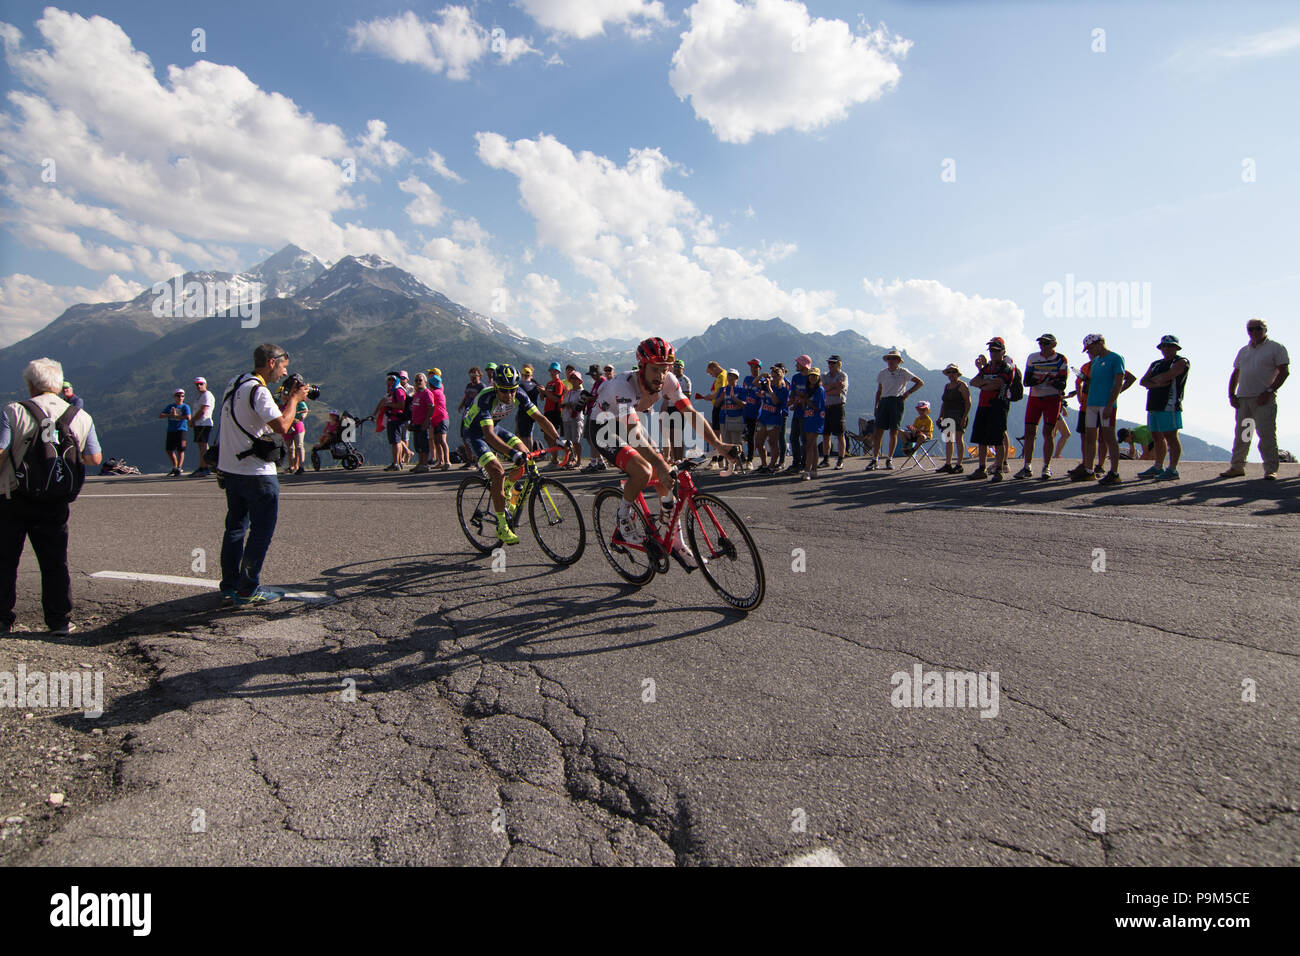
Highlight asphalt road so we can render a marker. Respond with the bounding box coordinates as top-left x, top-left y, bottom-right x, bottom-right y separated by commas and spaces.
8, 458, 1299, 866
